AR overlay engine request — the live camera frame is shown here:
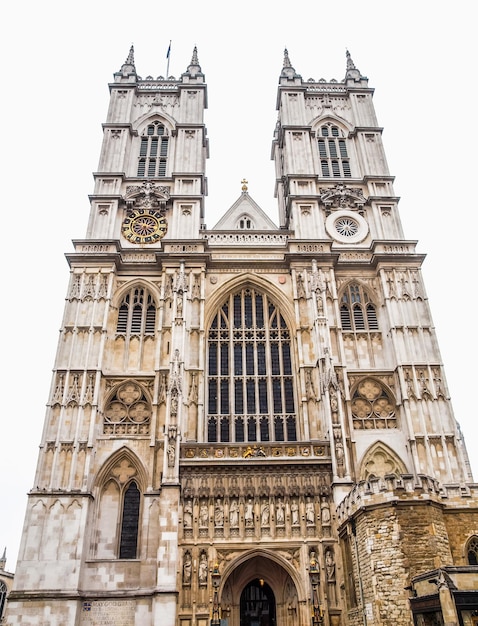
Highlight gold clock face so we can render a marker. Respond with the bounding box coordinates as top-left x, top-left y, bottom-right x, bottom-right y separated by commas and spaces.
121, 209, 167, 244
